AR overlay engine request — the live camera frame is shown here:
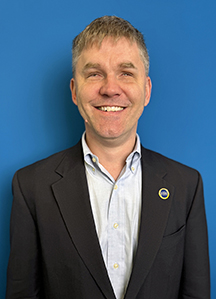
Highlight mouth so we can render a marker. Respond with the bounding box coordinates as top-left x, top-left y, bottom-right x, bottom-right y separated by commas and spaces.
96, 106, 125, 112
